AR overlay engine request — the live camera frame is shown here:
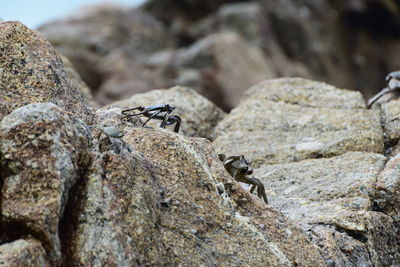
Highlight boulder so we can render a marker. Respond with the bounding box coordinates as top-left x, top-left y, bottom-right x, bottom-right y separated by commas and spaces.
212, 78, 383, 167
254, 152, 400, 265
0, 21, 93, 123
110, 86, 226, 139
173, 32, 276, 110
0, 103, 92, 264
188, 2, 311, 79
38, 4, 171, 93
56, 110, 325, 265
